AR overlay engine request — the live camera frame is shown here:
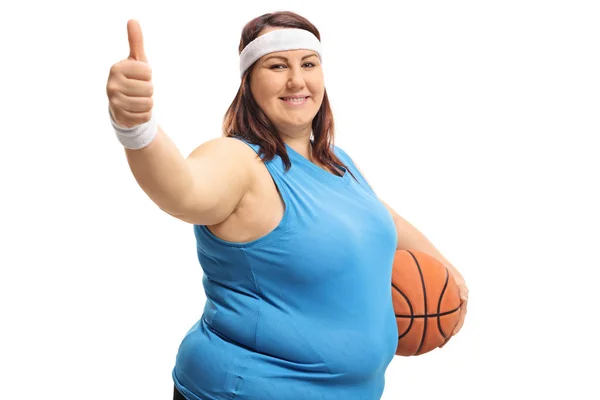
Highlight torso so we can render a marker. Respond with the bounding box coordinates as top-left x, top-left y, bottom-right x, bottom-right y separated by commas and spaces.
176, 141, 399, 399
205, 148, 342, 243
